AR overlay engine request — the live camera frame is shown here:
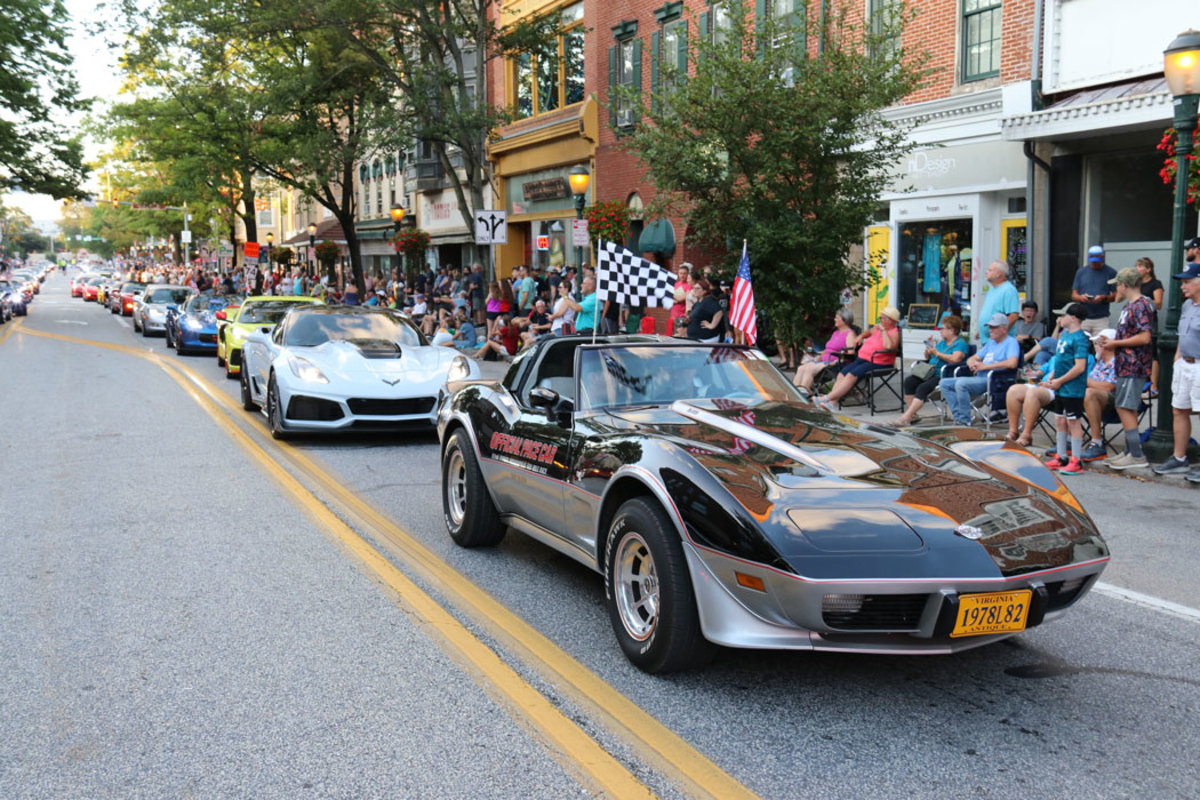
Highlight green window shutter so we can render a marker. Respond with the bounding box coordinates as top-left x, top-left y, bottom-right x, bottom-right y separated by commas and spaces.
698, 12, 710, 67
677, 20, 688, 85
632, 37, 643, 123
650, 31, 660, 115
608, 46, 618, 128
